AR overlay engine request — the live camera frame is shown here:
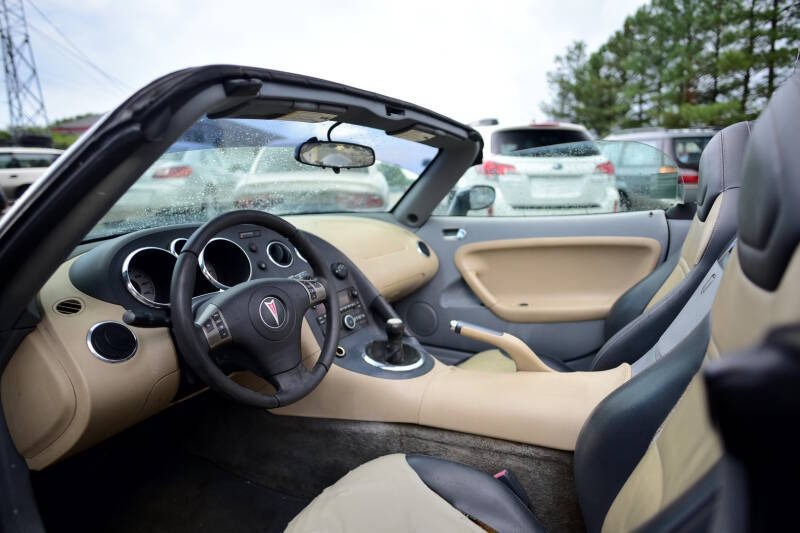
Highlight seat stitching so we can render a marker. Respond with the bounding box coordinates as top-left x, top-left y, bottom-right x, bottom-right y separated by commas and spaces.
722, 122, 751, 192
